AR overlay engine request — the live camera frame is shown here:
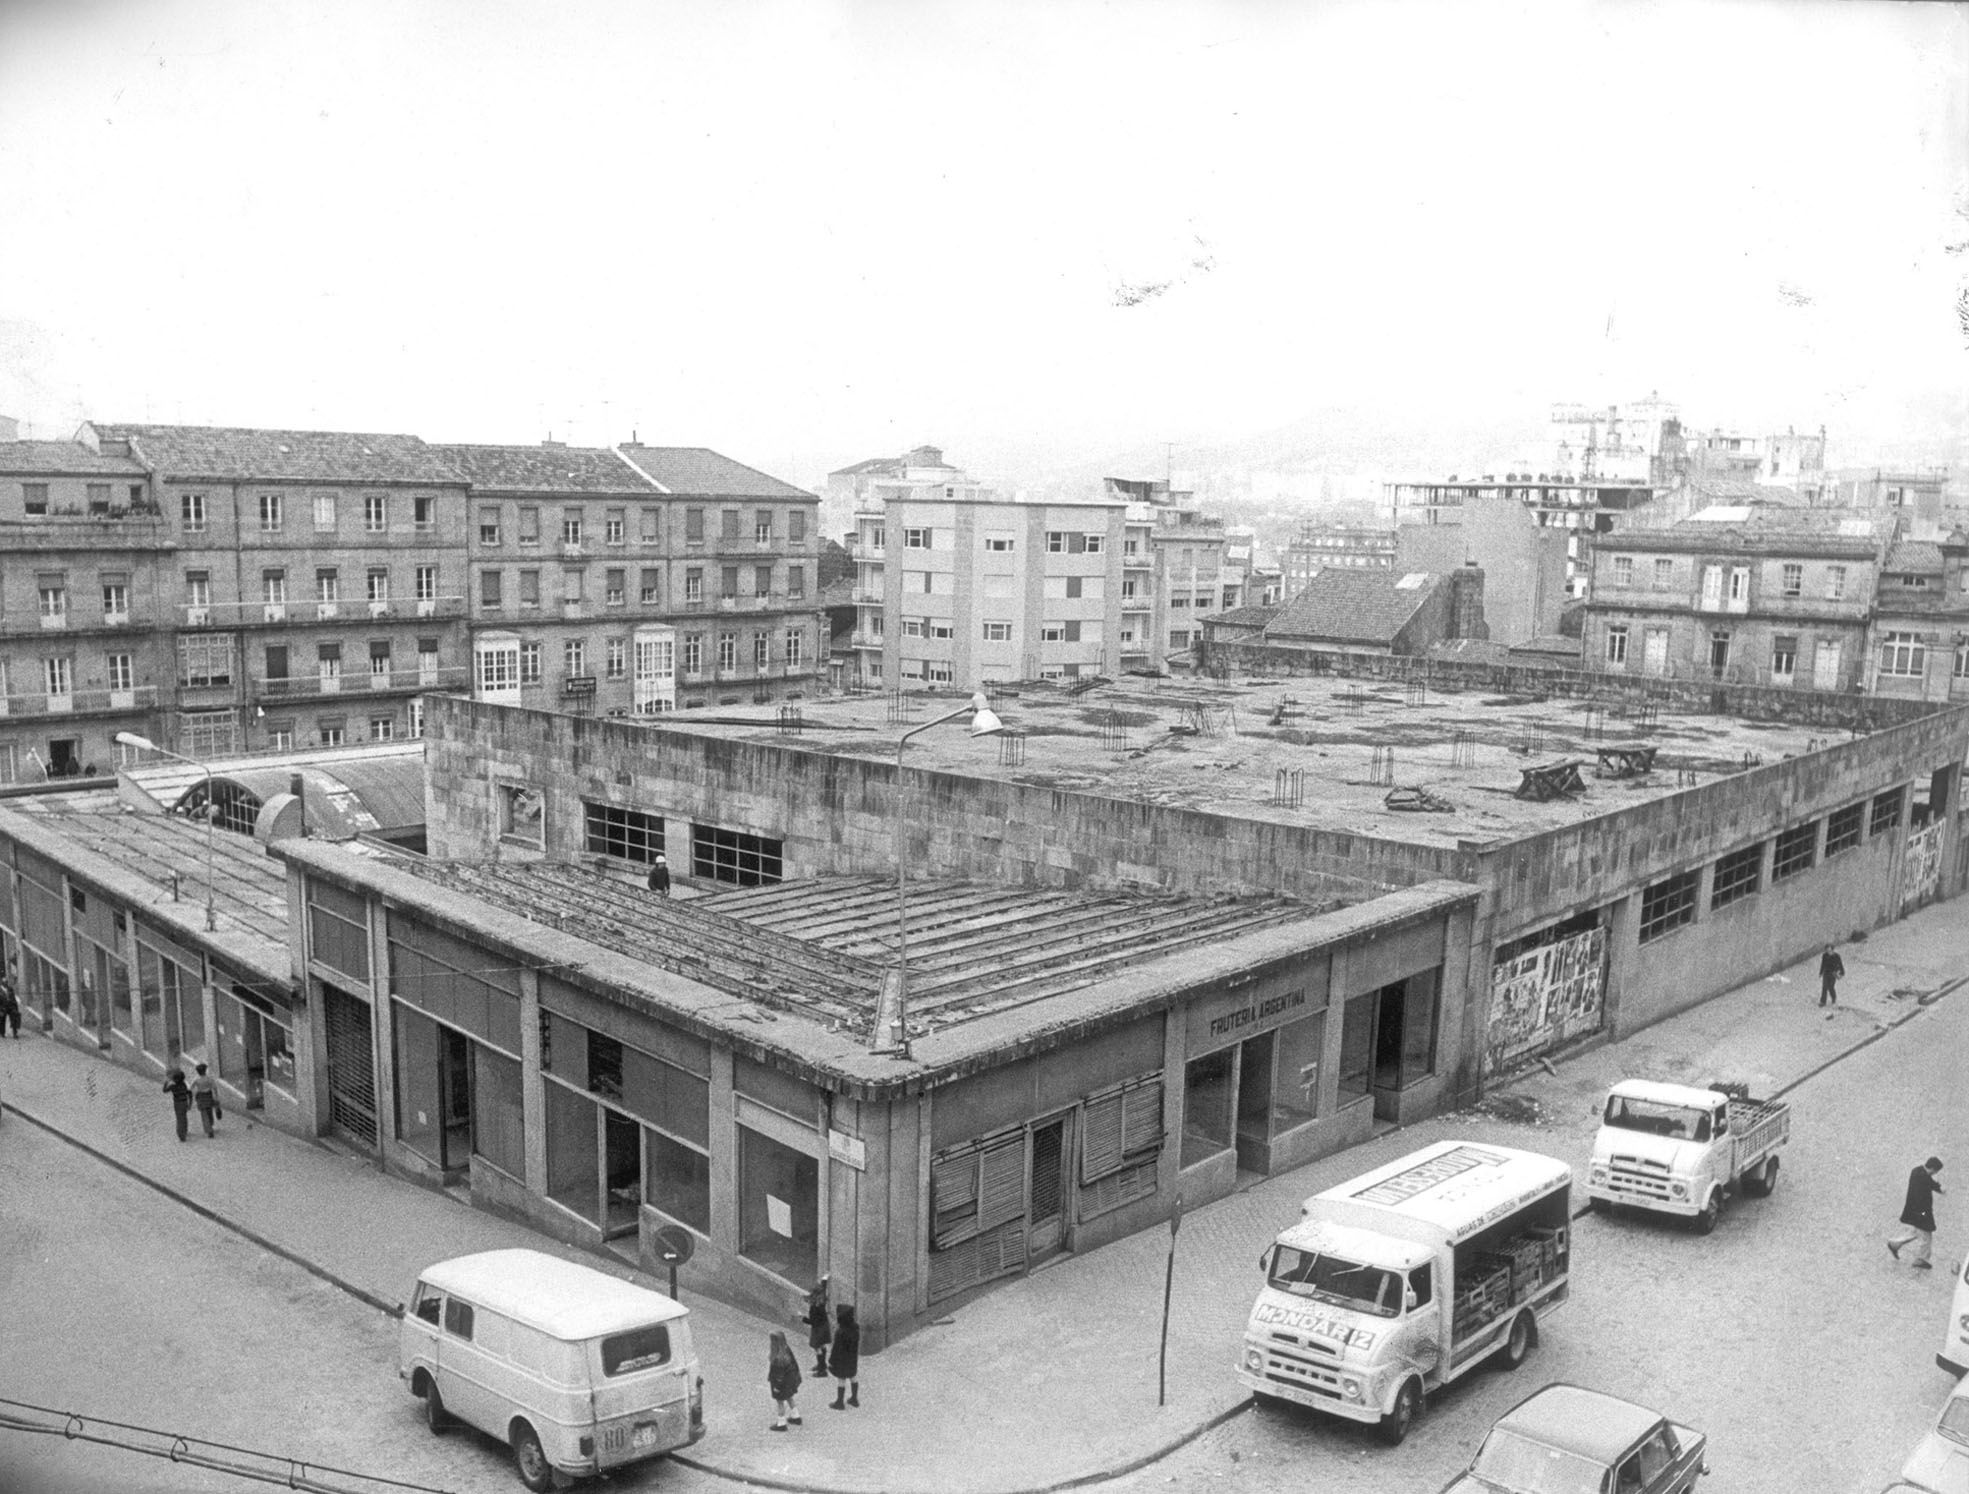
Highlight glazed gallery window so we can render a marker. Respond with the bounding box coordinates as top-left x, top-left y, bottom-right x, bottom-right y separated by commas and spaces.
179, 634, 234, 688
584, 802, 663, 864
1772, 820, 1819, 881
1638, 869, 1700, 942
1710, 843, 1763, 909
690, 822, 782, 886
1824, 802, 1865, 857
1879, 632, 1926, 677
